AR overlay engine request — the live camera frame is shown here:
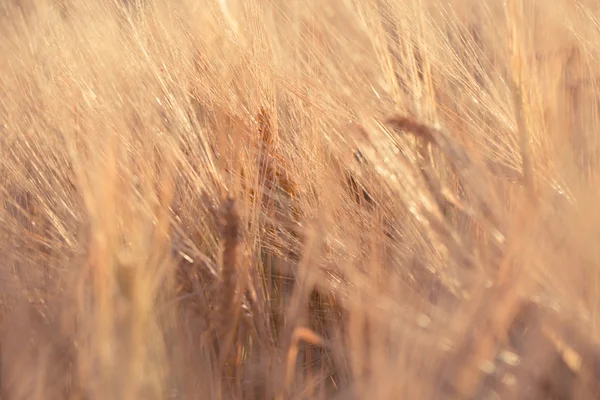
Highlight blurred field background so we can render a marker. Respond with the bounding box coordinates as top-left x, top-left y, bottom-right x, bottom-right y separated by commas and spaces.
1, 0, 600, 399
